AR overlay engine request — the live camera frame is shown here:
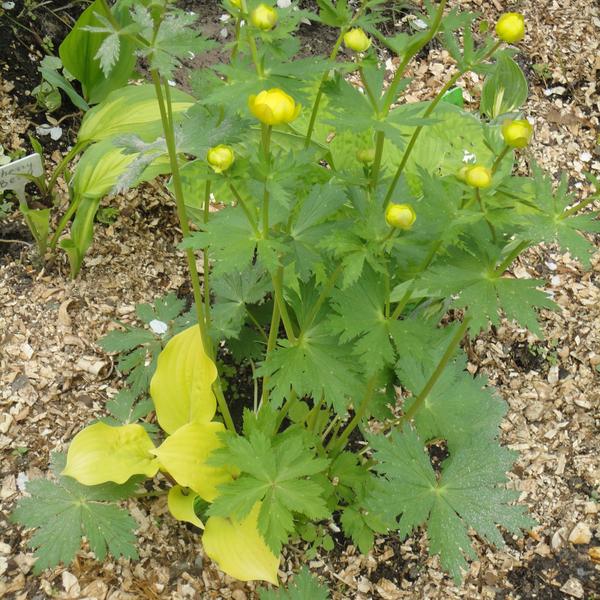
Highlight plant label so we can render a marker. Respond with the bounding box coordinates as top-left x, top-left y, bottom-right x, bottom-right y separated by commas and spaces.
0, 153, 43, 201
